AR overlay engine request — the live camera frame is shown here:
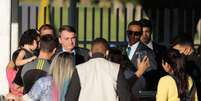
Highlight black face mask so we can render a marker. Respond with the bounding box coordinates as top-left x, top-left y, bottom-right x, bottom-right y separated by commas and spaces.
126, 30, 142, 36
